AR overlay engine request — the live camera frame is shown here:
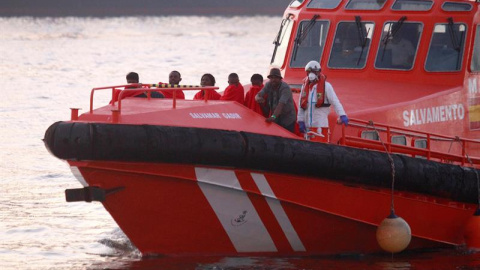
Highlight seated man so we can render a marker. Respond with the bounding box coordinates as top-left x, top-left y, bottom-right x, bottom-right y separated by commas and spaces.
193, 73, 221, 100
244, 74, 267, 116
160, 70, 186, 99
220, 73, 244, 104
111, 72, 163, 104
